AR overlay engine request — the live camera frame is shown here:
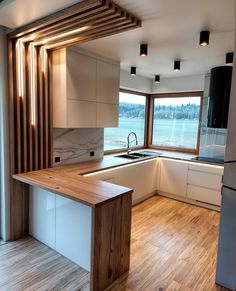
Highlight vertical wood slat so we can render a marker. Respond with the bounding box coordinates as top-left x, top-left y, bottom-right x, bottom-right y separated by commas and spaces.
48, 51, 53, 167
22, 43, 28, 173
33, 46, 39, 170
38, 47, 44, 169
15, 41, 22, 173
25, 43, 33, 172
44, 50, 50, 168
